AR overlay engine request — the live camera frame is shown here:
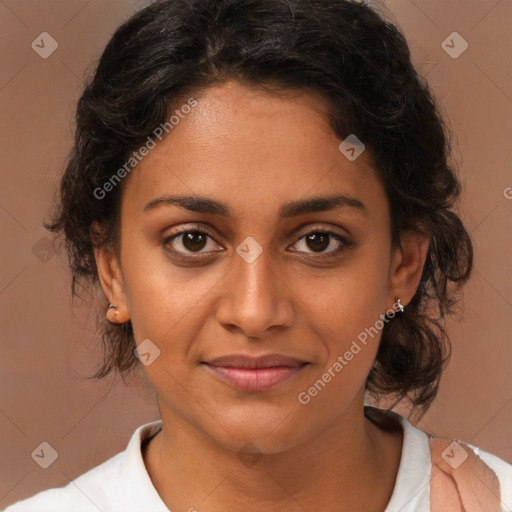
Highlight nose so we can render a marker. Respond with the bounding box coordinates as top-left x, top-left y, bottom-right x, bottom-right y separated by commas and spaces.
215, 246, 295, 339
